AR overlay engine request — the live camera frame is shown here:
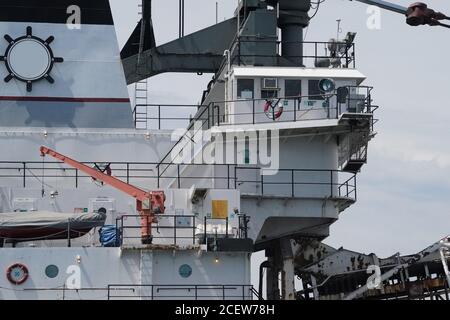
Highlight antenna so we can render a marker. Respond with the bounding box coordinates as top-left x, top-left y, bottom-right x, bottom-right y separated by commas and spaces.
179, 0, 185, 38
336, 19, 342, 41
216, 2, 219, 24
